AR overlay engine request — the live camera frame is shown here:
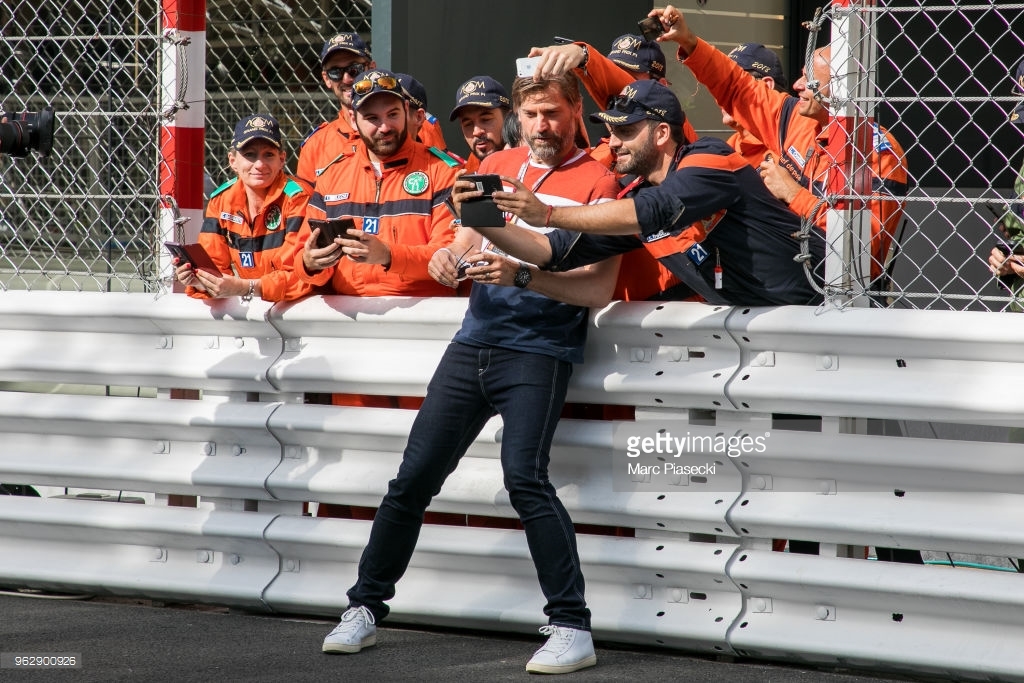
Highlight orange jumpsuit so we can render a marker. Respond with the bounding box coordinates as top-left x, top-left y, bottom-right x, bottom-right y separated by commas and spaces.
296, 110, 360, 185
297, 135, 458, 297
190, 173, 314, 302
726, 129, 771, 168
